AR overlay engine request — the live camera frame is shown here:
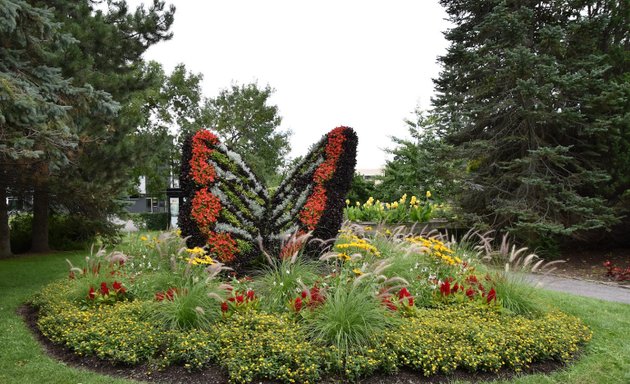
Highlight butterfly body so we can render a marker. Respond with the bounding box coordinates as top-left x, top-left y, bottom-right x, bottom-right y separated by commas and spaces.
179, 127, 358, 272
